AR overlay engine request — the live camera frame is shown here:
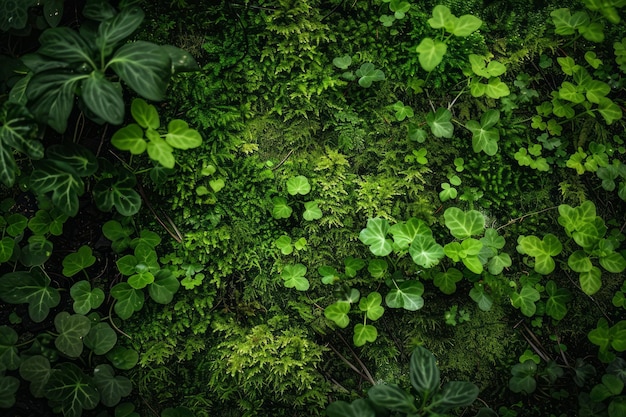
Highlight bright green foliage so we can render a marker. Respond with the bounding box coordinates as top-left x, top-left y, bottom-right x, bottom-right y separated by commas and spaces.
324, 301, 351, 328
287, 175, 311, 195
588, 319, 626, 361
444, 207, 485, 239
426, 107, 454, 138
359, 292, 385, 320
465, 110, 500, 156
359, 218, 393, 256
416, 38, 448, 72
355, 63, 385, 88
510, 285, 541, 317
353, 323, 378, 346
550, 8, 604, 42
280, 263, 309, 291
386, 280, 424, 310
516, 234, 563, 275
444, 238, 484, 274
272, 197, 293, 219
545, 280, 572, 320
302, 201, 323, 221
